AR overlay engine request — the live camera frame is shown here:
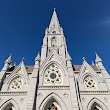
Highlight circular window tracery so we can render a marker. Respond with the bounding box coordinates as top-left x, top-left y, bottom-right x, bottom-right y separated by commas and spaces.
9, 76, 23, 91
43, 64, 63, 85
84, 76, 97, 89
